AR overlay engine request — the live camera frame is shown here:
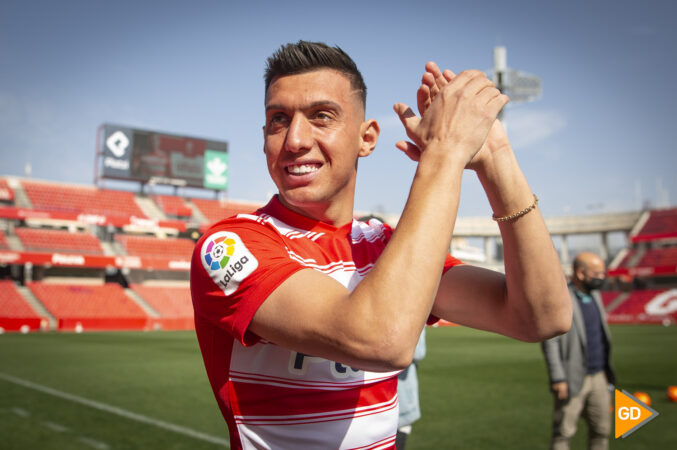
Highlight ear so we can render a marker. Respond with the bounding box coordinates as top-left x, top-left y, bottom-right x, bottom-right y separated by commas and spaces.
262, 125, 266, 153
575, 267, 585, 282
358, 119, 380, 157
